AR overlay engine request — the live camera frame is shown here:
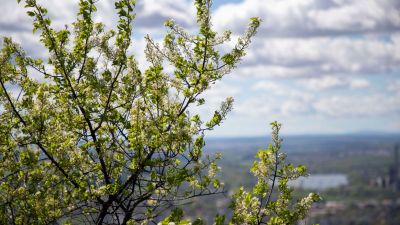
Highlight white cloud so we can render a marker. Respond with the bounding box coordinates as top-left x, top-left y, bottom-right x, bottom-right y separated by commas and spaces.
313, 94, 400, 117
192, 81, 241, 118
4, 1, 399, 79
0, 1, 31, 32
234, 97, 281, 117
235, 64, 311, 78
281, 99, 313, 115
213, 0, 400, 37
0, 0, 195, 31
202, 82, 241, 104
238, 36, 400, 78
234, 95, 313, 117
388, 80, 400, 93
252, 81, 281, 91
135, 0, 195, 28
235, 91, 400, 118
298, 76, 370, 90
237, 81, 314, 117
298, 76, 346, 90
0, 0, 194, 65
252, 81, 313, 100
349, 78, 370, 89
